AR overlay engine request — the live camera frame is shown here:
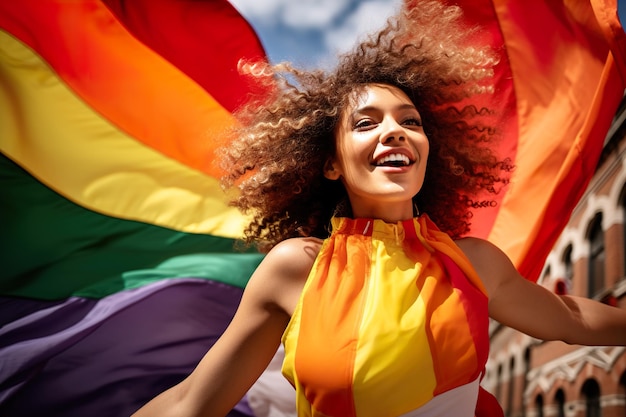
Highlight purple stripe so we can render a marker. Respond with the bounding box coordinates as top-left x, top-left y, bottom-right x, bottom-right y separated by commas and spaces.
0, 278, 253, 417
